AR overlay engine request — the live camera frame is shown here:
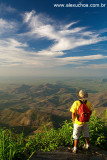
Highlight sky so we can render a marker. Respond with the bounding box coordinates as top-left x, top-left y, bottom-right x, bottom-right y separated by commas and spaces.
0, 0, 107, 78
